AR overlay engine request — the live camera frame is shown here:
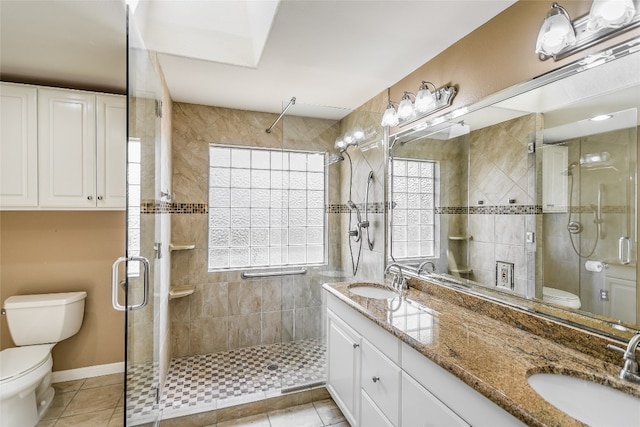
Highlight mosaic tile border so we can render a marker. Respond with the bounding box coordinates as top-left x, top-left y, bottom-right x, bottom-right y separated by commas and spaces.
142, 201, 385, 215
141, 201, 627, 216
